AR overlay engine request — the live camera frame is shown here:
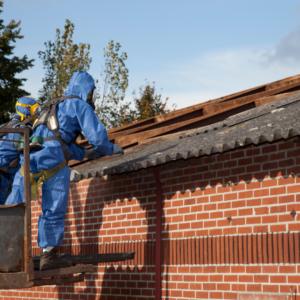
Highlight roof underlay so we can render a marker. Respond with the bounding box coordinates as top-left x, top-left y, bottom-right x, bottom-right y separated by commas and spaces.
70, 74, 300, 178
